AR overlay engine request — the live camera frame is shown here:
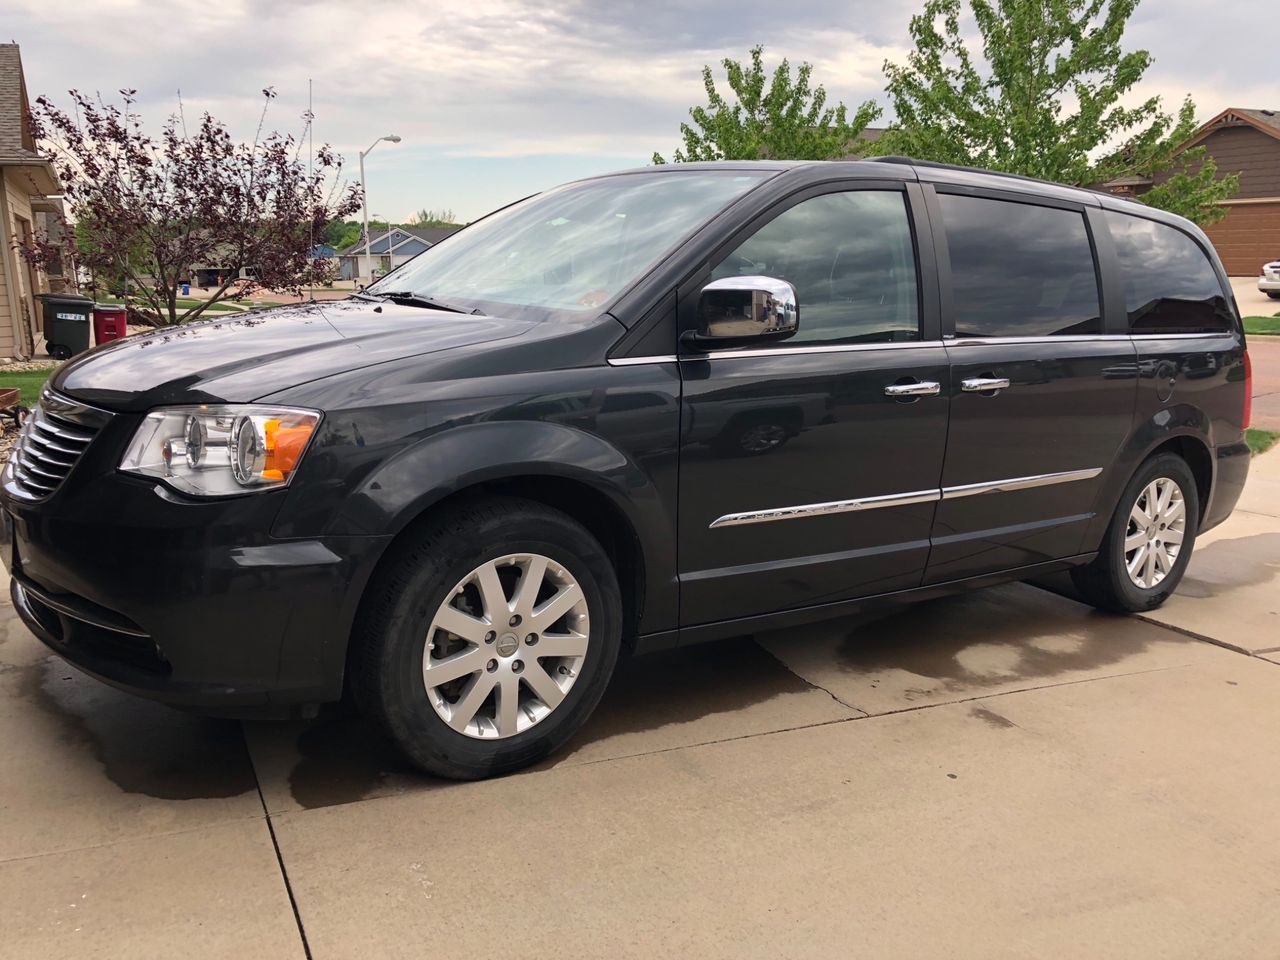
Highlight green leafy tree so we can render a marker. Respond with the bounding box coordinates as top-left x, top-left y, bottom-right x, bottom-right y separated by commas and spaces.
879, 0, 1237, 224
322, 219, 362, 250
653, 45, 881, 164
408, 208, 462, 227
